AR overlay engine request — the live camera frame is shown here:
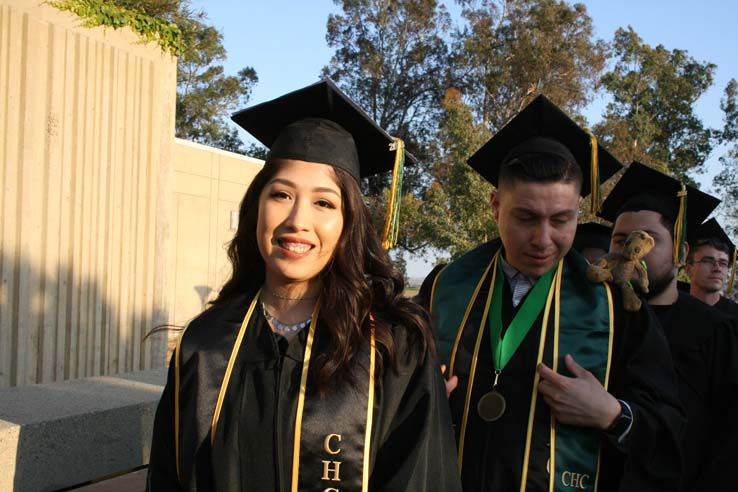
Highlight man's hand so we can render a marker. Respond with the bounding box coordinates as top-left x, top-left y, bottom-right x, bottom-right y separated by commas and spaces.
441, 364, 459, 399
537, 354, 621, 430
